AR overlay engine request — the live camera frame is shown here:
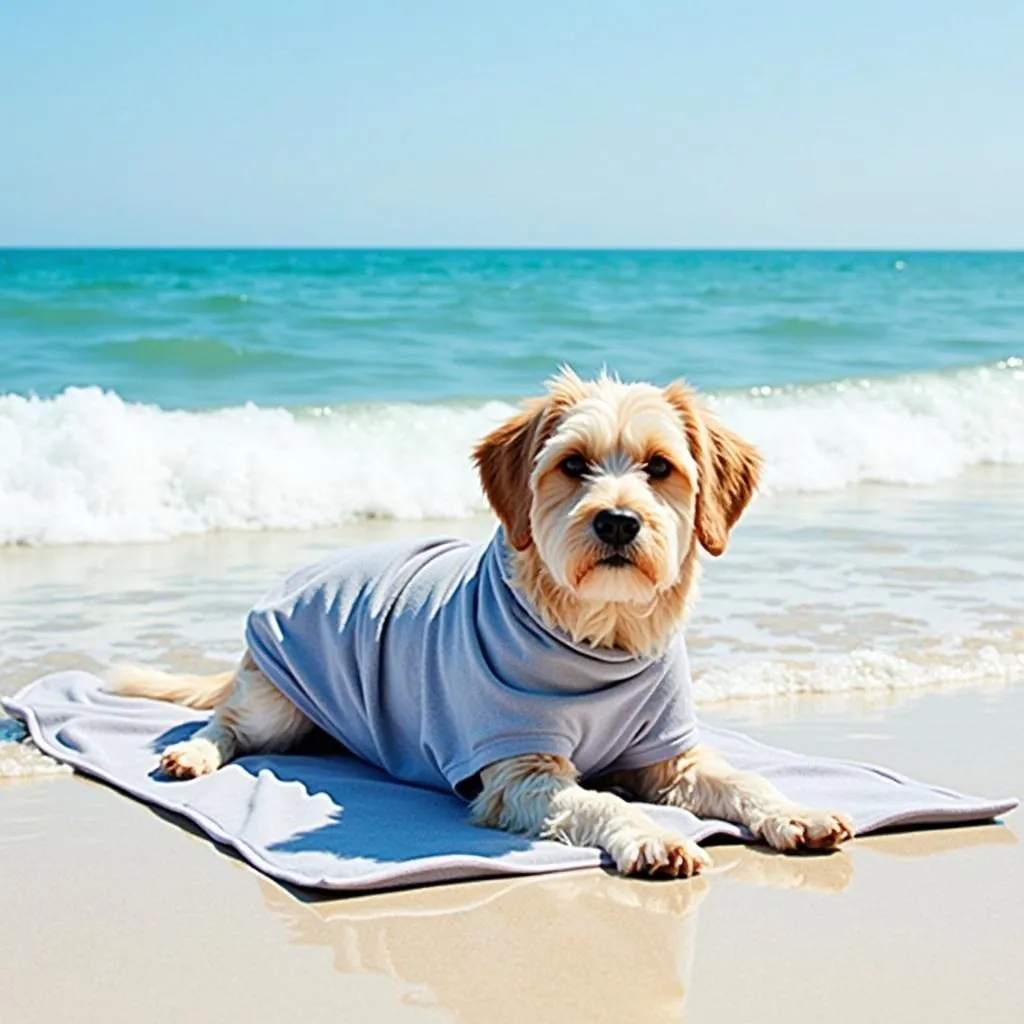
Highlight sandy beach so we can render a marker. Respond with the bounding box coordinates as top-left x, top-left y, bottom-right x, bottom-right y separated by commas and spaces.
2, 487, 1021, 1020
4, 9, 1024, 1021
2, 682, 1019, 1023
